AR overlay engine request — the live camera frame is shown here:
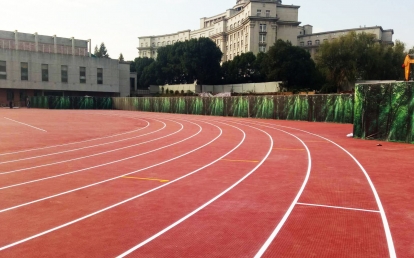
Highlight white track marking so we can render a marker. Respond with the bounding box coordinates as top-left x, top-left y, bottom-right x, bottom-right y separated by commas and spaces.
0, 119, 166, 165
0, 120, 179, 176
0, 120, 215, 213
245, 120, 396, 258
0, 119, 150, 156
0, 119, 185, 189
3, 117, 47, 132
296, 202, 380, 213
0, 122, 243, 251
116, 121, 272, 257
